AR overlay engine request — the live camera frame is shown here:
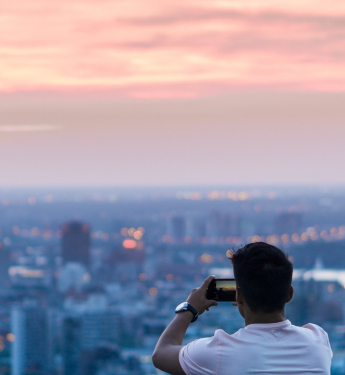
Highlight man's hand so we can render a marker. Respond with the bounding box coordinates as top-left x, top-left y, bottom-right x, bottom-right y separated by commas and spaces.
186, 275, 219, 314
